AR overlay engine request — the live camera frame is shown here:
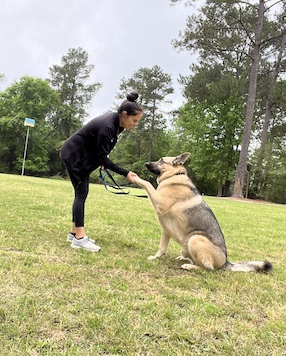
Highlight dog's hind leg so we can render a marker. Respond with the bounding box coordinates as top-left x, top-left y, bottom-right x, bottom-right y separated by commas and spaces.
176, 249, 194, 264
181, 263, 201, 270
187, 235, 226, 271
176, 255, 194, 263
